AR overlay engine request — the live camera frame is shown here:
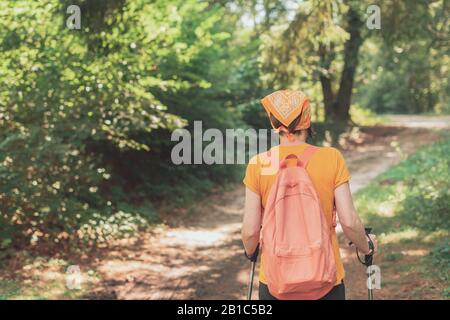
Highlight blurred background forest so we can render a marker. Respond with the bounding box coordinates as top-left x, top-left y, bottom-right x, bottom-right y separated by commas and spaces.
0, 0, 448, 255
